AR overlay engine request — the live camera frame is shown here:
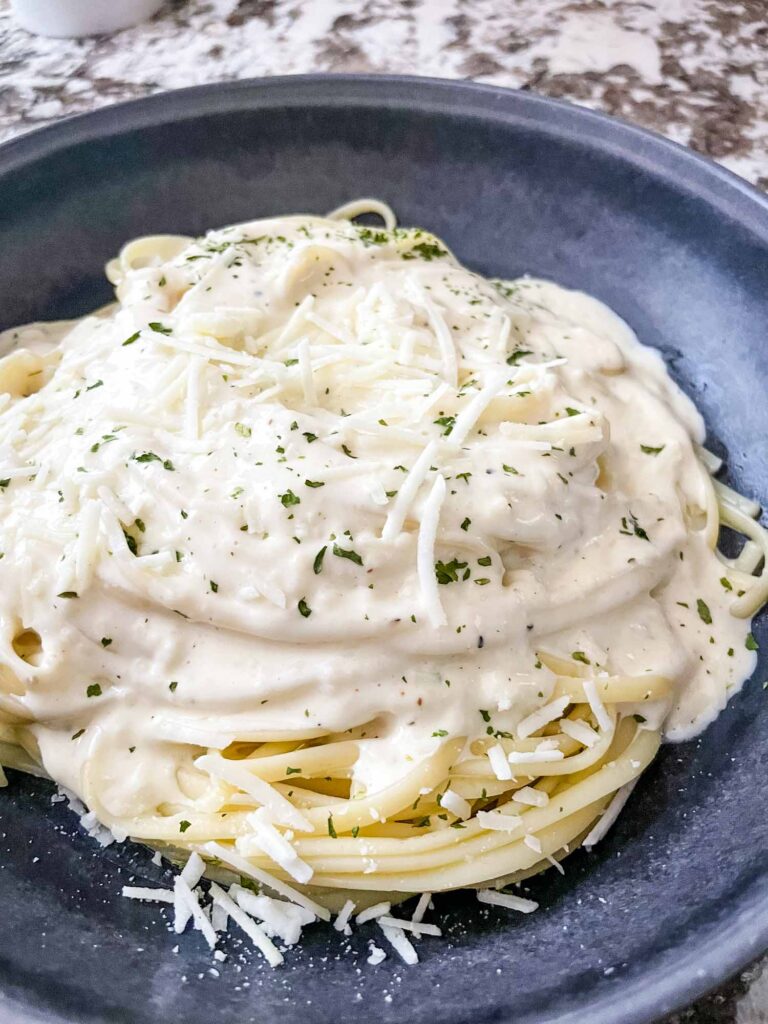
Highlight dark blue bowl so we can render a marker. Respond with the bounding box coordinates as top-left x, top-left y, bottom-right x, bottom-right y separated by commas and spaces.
0, 76, 766, 1024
